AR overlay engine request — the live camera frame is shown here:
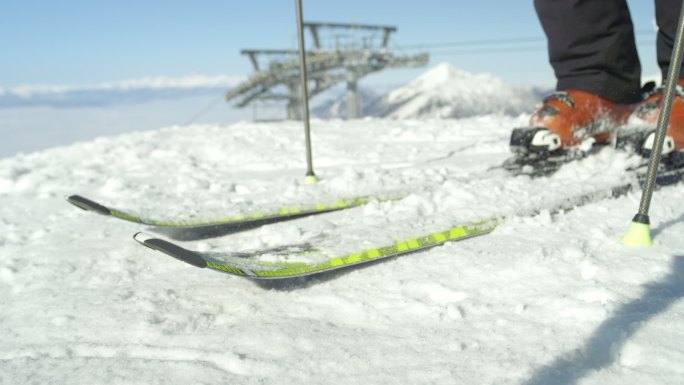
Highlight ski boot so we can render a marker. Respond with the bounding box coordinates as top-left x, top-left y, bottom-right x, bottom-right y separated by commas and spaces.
504, 89, 636, 175
615, 79, 684, 170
